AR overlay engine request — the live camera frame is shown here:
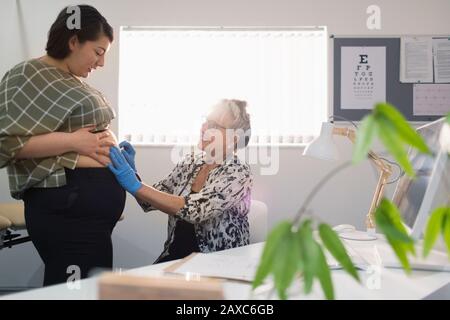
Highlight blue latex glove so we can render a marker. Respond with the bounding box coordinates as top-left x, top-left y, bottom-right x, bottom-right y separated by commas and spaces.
107, 146, 142, 195
119, 141, 136, 172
